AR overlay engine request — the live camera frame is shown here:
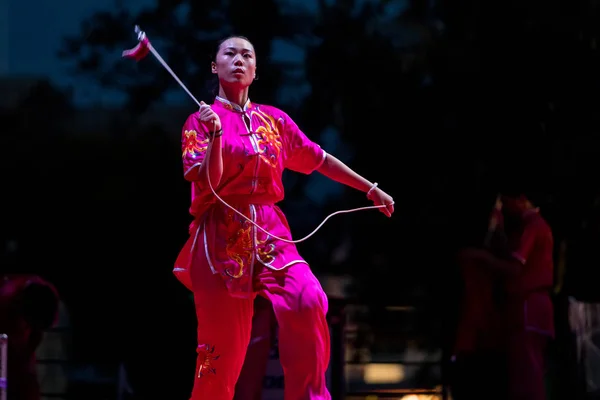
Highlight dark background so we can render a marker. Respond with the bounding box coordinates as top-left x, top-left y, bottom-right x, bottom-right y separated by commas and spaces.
2, 0, 600, 398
